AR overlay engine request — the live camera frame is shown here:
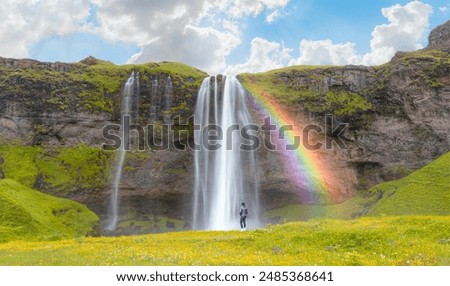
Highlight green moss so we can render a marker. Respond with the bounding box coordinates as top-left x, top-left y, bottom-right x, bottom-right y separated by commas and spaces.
0, 144, 113, 195
261, 65, 336, 75
398, 49, 448, 61
0, 179, 98, 242
123, 151, 152, 172
78, 90, 114, 112
239, 70, 372, 116
37, 145, 113, 194
170, 101, 190, 114
0, 146, 40, 187
81, 62, 126, 93
429, 80, 443, 88
155, 61, 207, 84
306, 90, 372, 116
165, 168, 186, 176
